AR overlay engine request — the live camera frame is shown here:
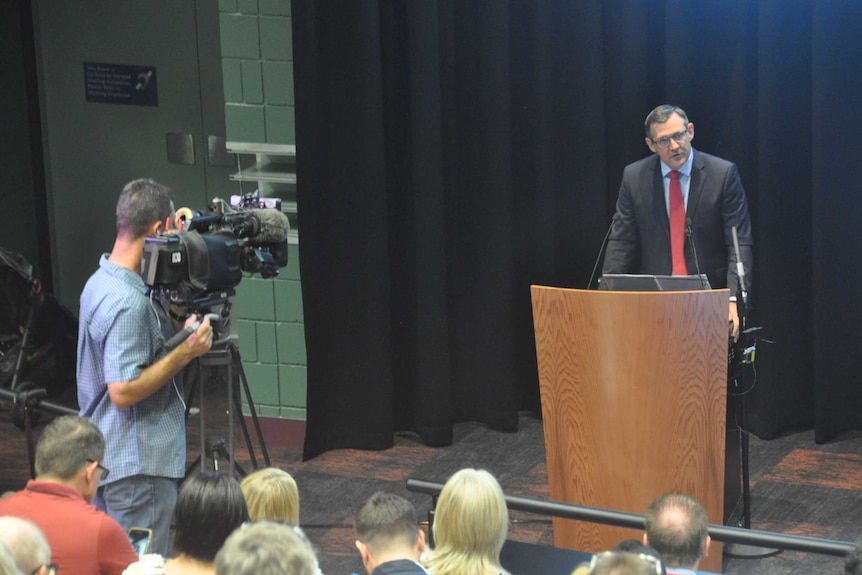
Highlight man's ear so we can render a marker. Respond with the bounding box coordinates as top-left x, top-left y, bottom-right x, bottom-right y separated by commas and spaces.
417, 528, 426, 555
642, 533, 649, 546
703, 534, 711, 558
355, 540, 369, 562
148, 220, 162, 236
